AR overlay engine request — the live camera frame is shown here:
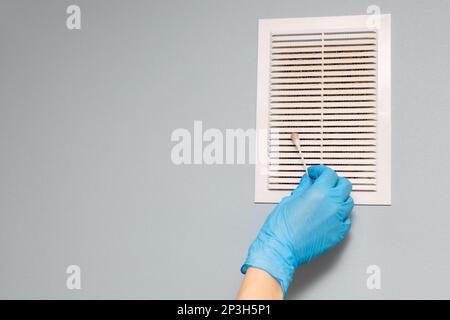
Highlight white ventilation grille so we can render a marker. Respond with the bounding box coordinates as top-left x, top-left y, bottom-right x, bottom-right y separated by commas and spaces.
255, 15, 391, 205
270, 30, 378, 191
